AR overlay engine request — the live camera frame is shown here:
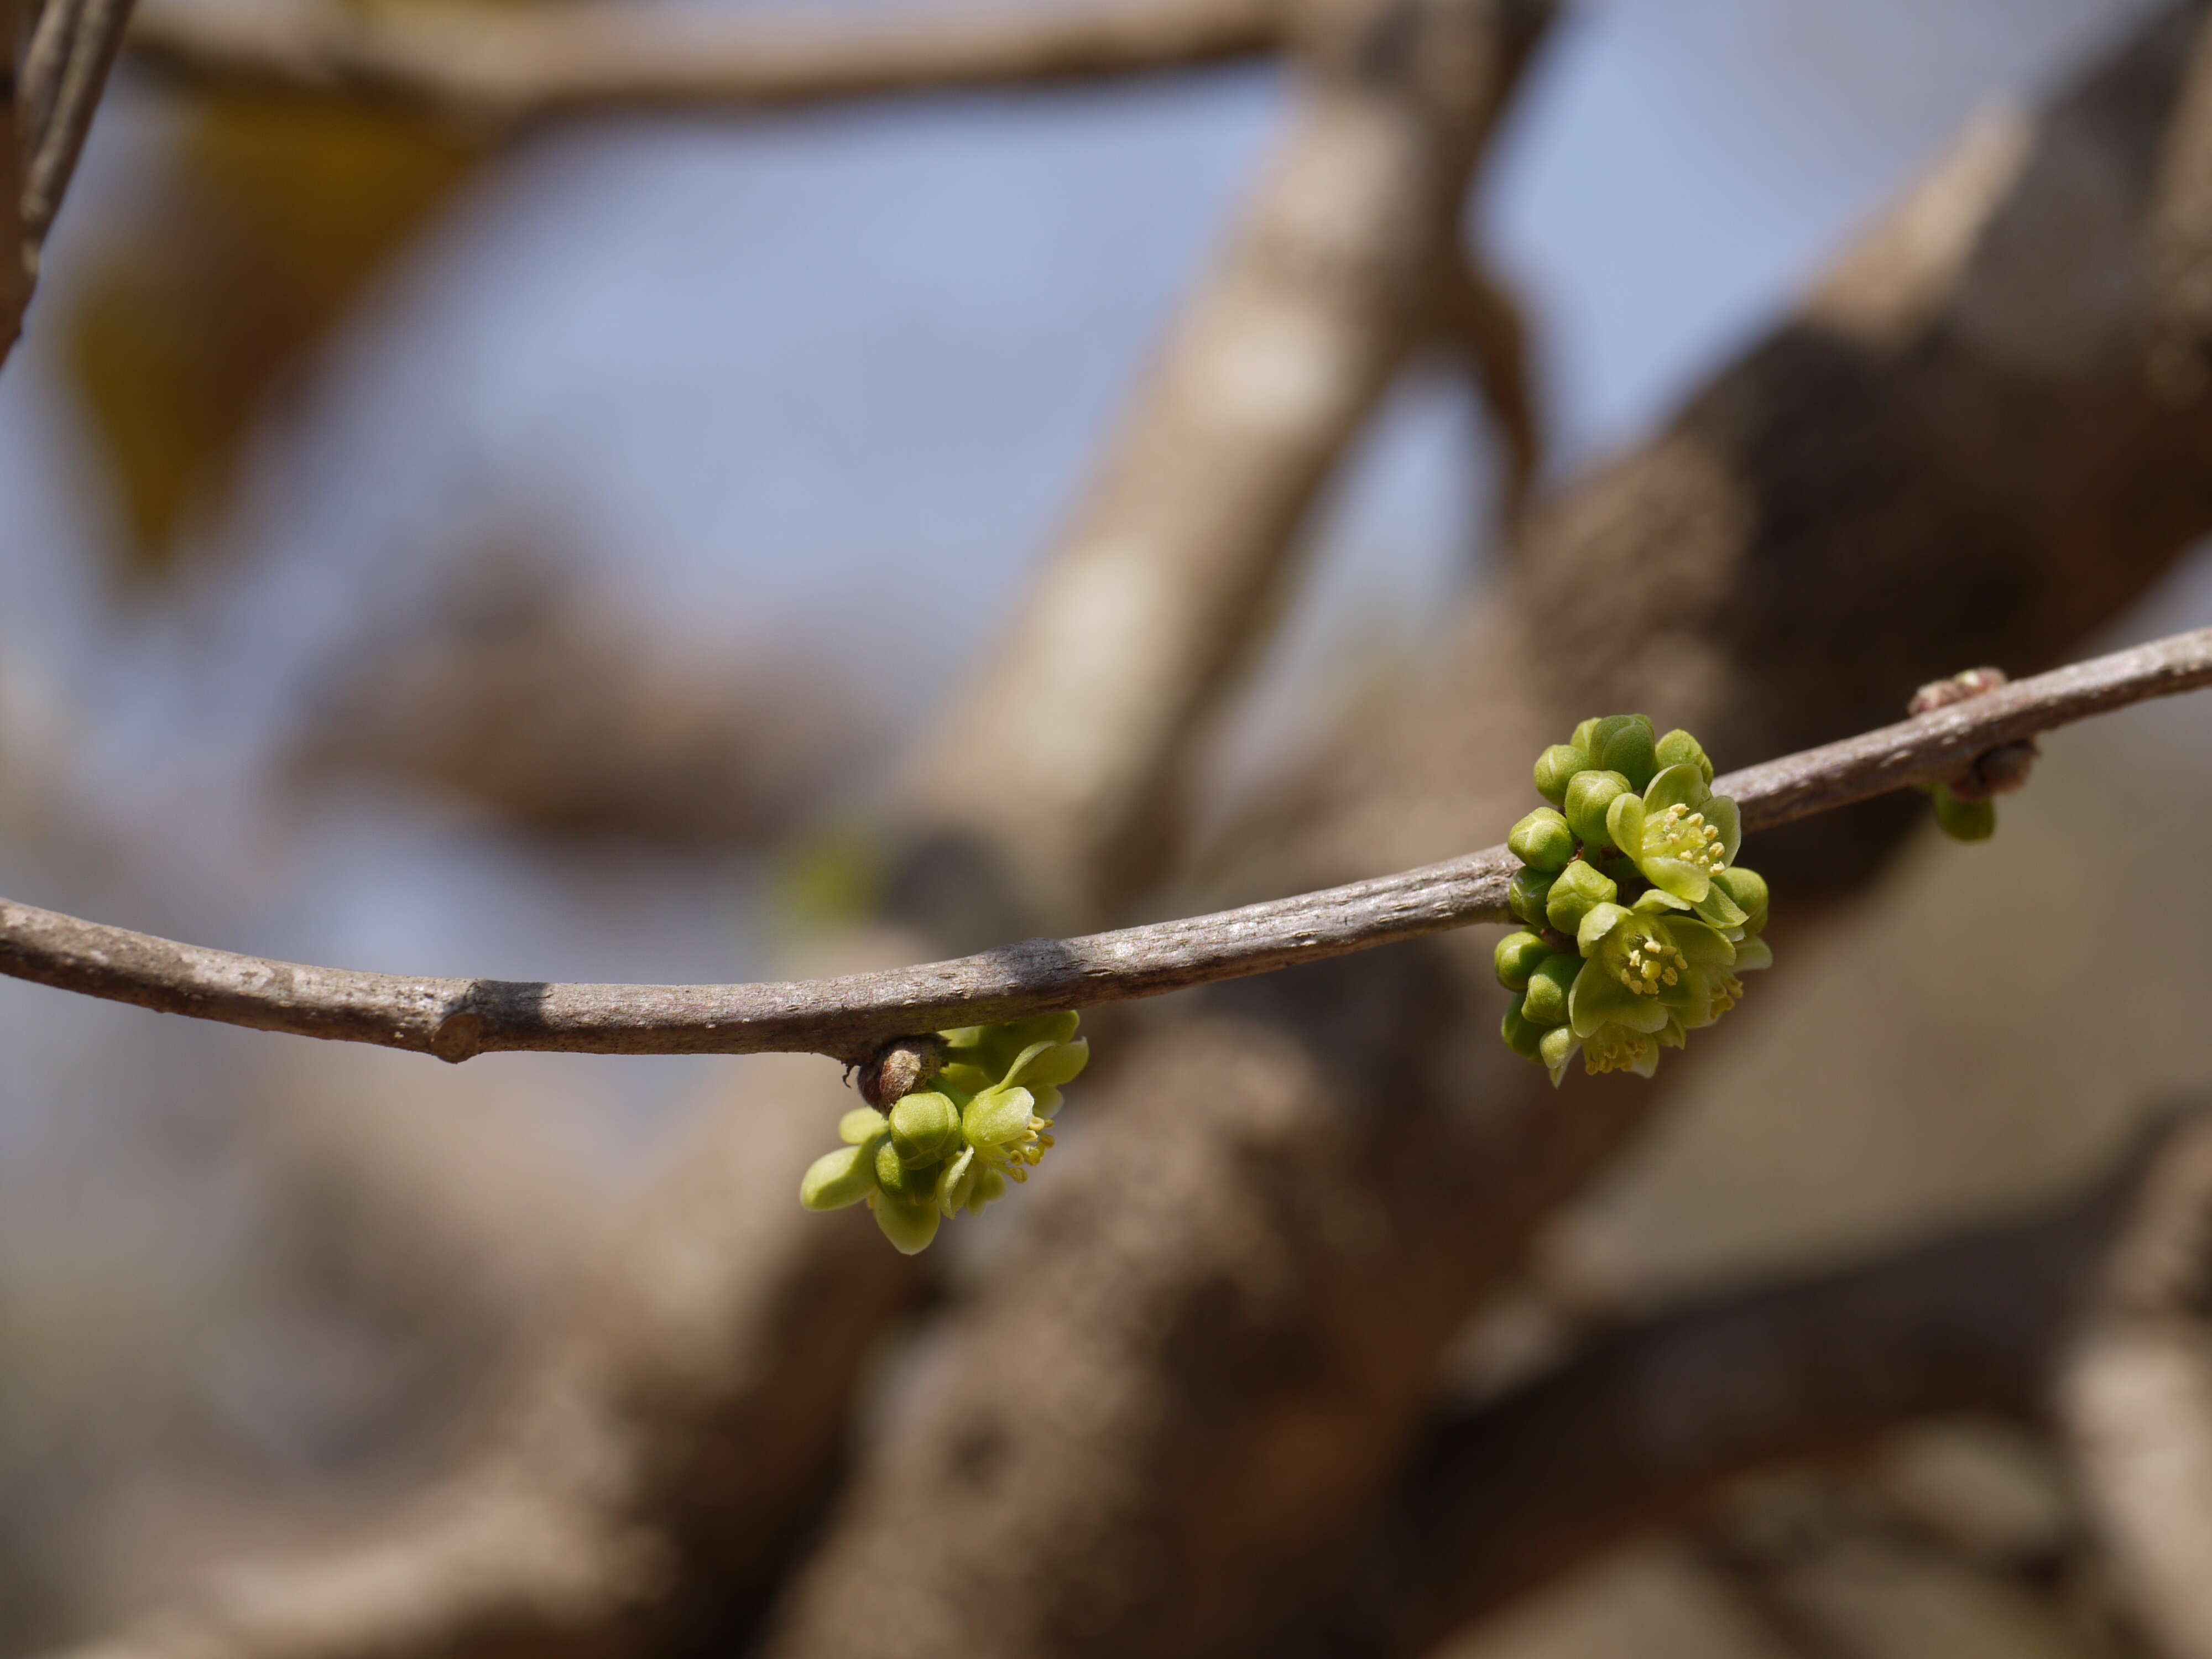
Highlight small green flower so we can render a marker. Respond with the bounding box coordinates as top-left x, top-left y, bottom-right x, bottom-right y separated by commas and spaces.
800, 1014, 1089, 1252
1603, 764, 1741, 907
1653, 728, 1714, 786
